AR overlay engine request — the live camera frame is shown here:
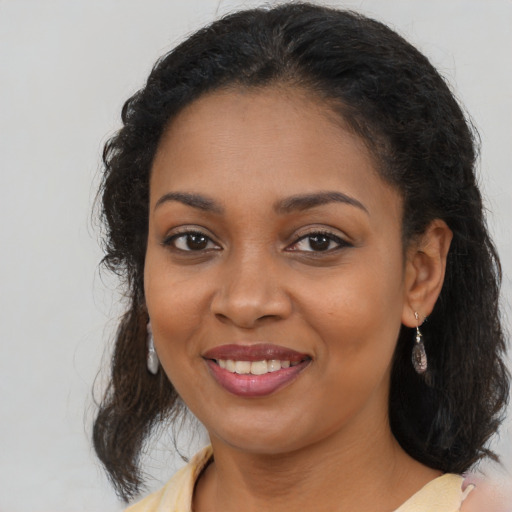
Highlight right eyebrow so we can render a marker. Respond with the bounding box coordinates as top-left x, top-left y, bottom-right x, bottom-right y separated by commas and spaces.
154, 192, 224, 214
274, 191, 369, 215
